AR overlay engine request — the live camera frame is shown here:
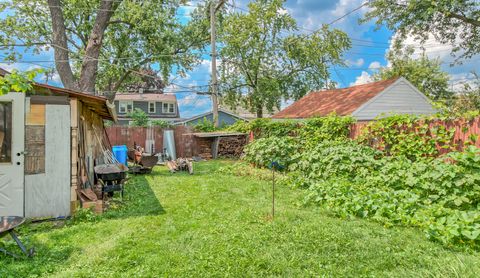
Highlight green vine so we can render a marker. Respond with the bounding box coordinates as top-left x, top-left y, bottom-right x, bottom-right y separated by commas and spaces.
357, 114, 457, 160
